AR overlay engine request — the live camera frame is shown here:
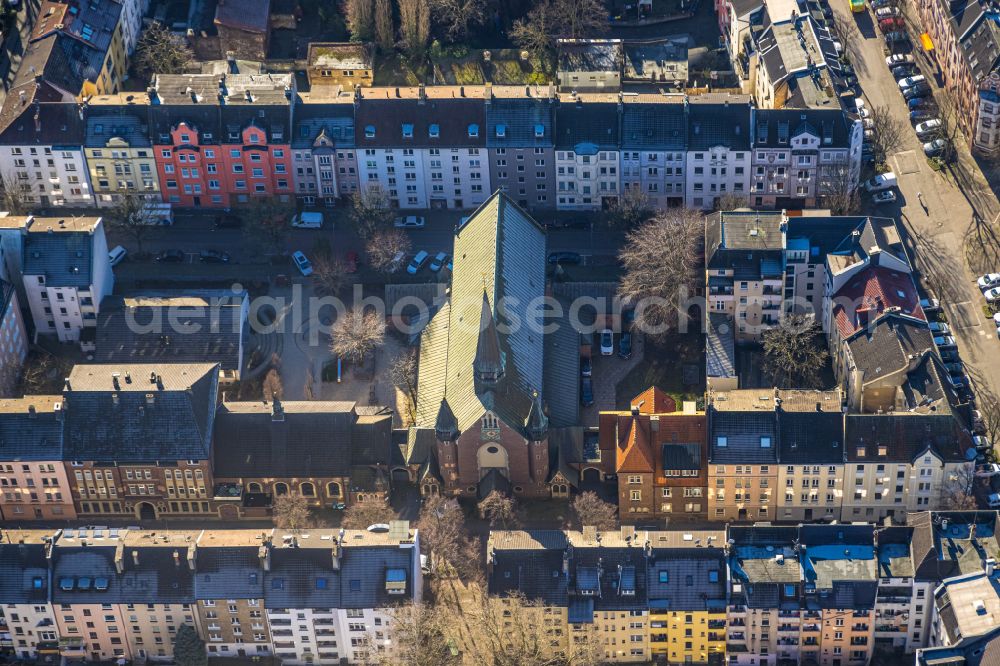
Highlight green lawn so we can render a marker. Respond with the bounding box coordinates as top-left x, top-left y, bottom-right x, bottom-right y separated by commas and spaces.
616, 333, 705, 408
